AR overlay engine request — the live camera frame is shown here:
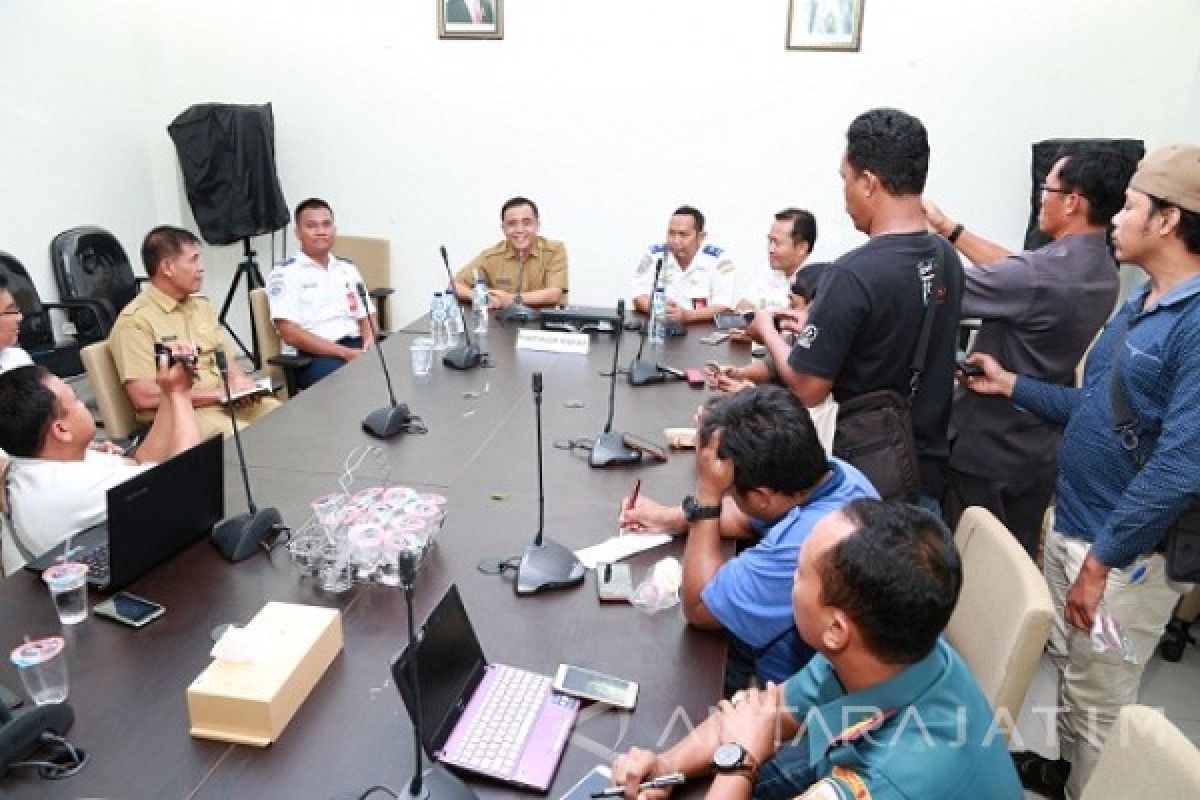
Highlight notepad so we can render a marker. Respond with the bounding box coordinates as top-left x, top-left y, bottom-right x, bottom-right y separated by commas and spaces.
575, 533, 673, 570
